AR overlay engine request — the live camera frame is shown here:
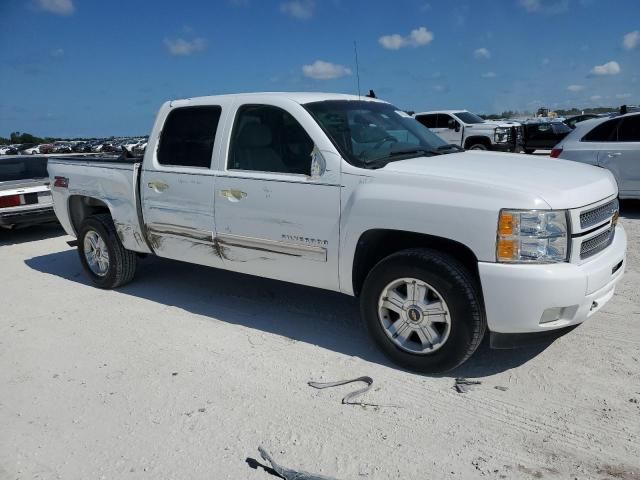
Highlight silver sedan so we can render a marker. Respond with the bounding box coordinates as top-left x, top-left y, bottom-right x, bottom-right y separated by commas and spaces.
552, 112, 640, 199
